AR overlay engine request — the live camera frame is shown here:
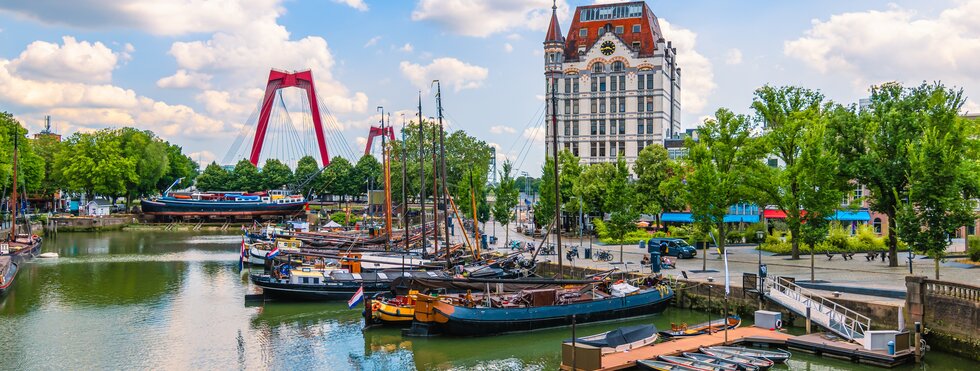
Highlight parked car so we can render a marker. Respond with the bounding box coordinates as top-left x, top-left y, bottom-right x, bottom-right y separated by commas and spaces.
647, 238, 698, 259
